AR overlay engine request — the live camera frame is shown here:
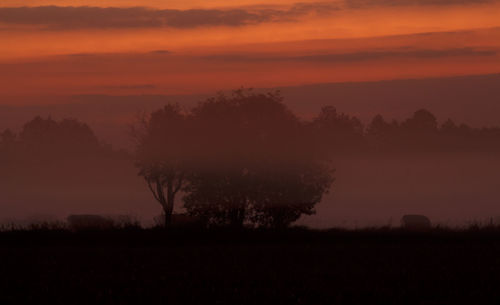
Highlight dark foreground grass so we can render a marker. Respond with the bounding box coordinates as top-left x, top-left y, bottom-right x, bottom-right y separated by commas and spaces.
1, 227, 500, 305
